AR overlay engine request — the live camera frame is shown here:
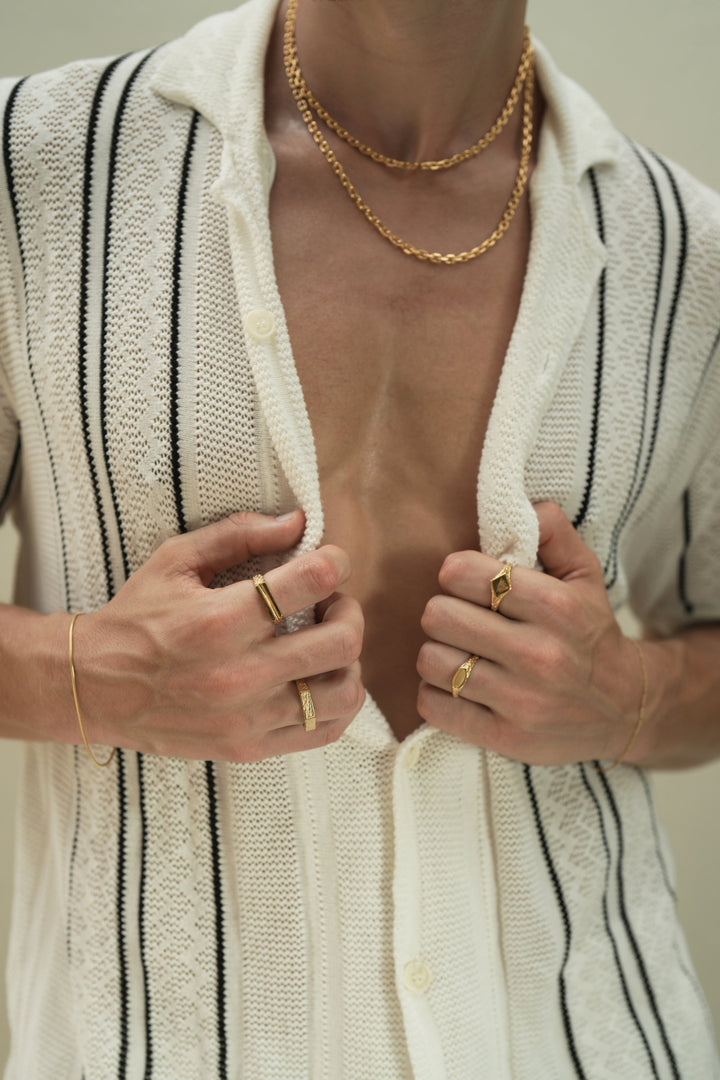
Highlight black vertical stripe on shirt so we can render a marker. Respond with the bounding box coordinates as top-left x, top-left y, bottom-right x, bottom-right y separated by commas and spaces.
678, 488, 694, 615
605, 148, 689, 589
573, 168, 606, 531
524, 765, 588, 1080
0, 431, 21, 515
137, 752, 154, 1079
596, 770, 681, 1079
92, 54, 157, 1080
603, 141, 665, 587
649, 153, 689, 362
636, 770, 676, 903
170, 110, 200, 536
66, 747, 83, 962
205, 760, 228, 1080
579, 765, 660, 1079
78, 55, 127, 601
98, 49, 156, 583
2, 77, 71, 609
116, 748, 130, 1080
